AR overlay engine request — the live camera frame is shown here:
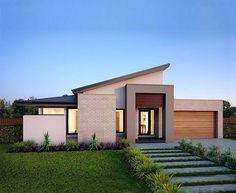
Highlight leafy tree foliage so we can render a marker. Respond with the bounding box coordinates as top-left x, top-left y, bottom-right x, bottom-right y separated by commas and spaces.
0, 97, 37, 118
223, 100, 236, 118
0, 99, 12, 118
